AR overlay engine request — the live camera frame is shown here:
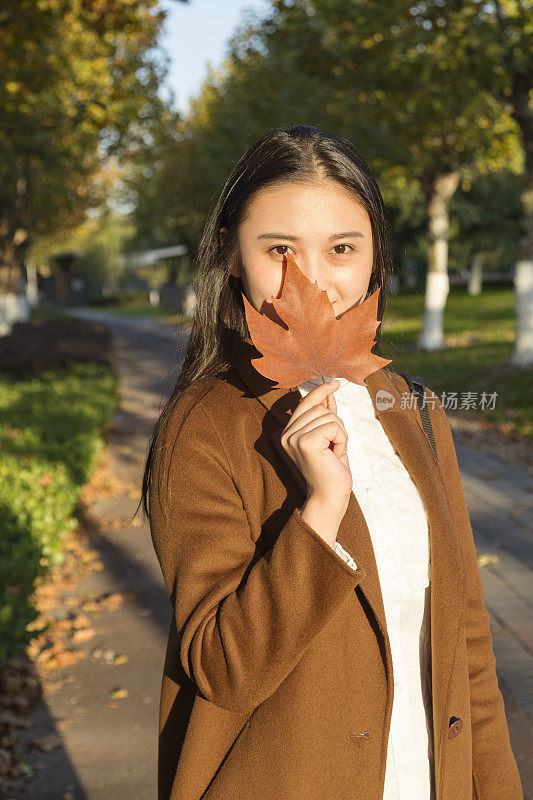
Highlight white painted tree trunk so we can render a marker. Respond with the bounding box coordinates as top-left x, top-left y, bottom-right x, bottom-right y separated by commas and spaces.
511, 259, 533, 366
25, 262, 40, 307
418, 271, 450, 350
418, 171, 460, 351
0, 292, 30, 336
507, 75, 533, 367
468, 253, 484, 296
